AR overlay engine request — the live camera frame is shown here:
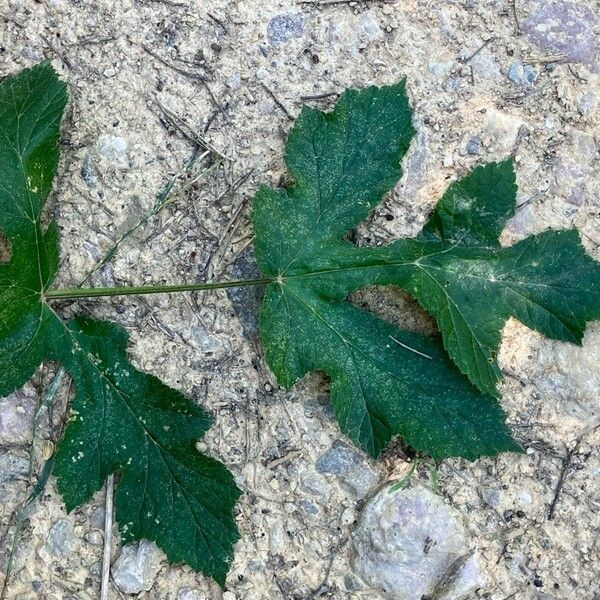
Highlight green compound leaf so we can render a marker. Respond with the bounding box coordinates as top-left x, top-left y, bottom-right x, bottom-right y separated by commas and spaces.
0, 63, 239, 586
253, 83, 600, 459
